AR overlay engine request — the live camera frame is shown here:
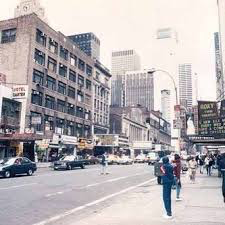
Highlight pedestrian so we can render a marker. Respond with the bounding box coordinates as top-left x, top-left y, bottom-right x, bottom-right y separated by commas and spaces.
205, 155, 211, 176
173, 154, 182, 201
199, 156, 204, 174
160, 156, 174, 219
100, 152, 109, 175
219, 153, 225, 203
217, 154, 222, 177
188, 157, 197, 183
